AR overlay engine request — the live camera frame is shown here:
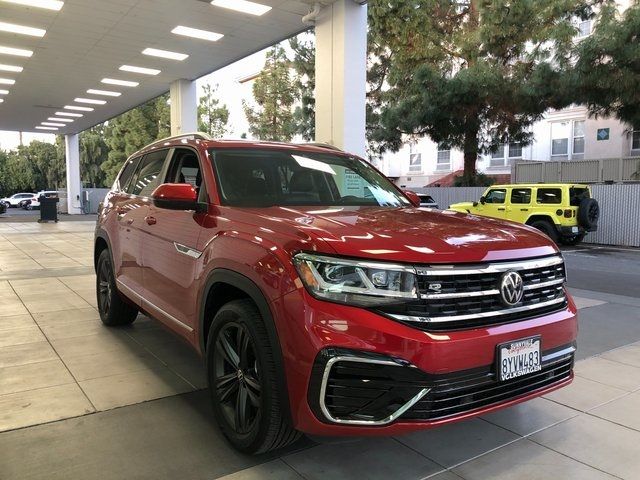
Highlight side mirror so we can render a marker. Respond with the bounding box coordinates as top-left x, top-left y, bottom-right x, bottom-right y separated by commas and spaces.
472, 201, 478, 207
403, 190, 421, 207
151, 183, 198, 210
479, 196, 486, 205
